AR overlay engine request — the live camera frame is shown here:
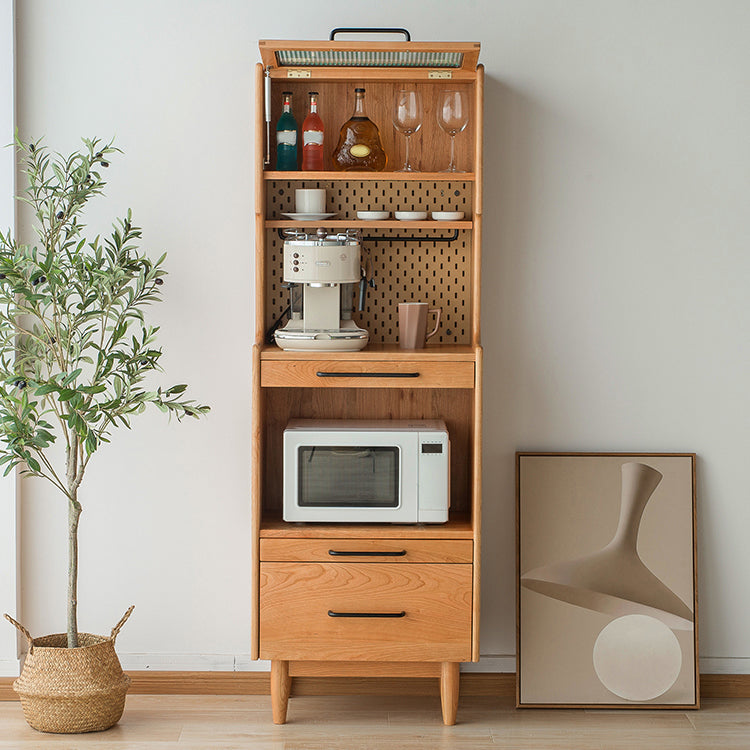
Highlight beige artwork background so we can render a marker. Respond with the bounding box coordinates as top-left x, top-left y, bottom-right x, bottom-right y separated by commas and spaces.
518, 454, 696, 706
